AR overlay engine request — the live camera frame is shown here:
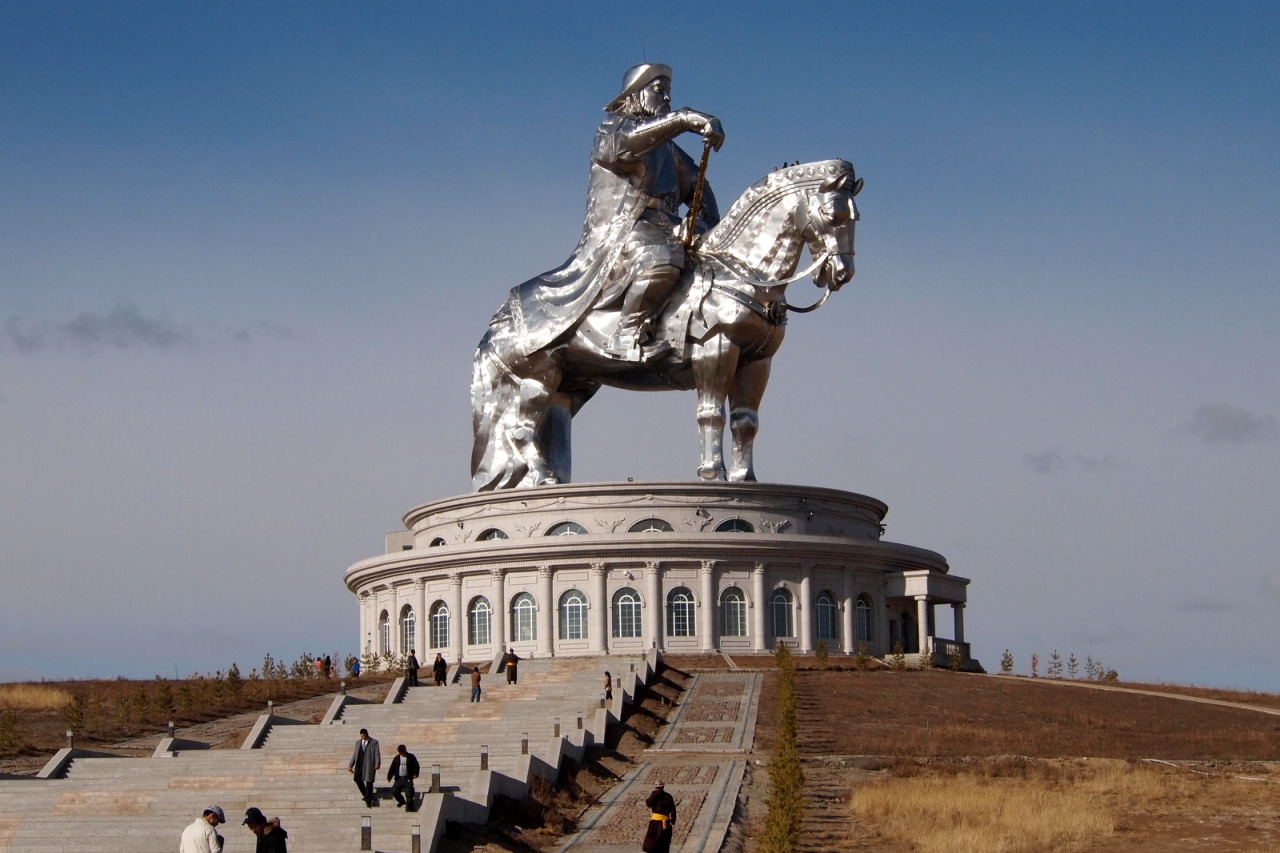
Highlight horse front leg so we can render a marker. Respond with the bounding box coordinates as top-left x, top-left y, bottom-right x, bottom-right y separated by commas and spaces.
728, 357, 771, 482
692, 334, 740, 481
